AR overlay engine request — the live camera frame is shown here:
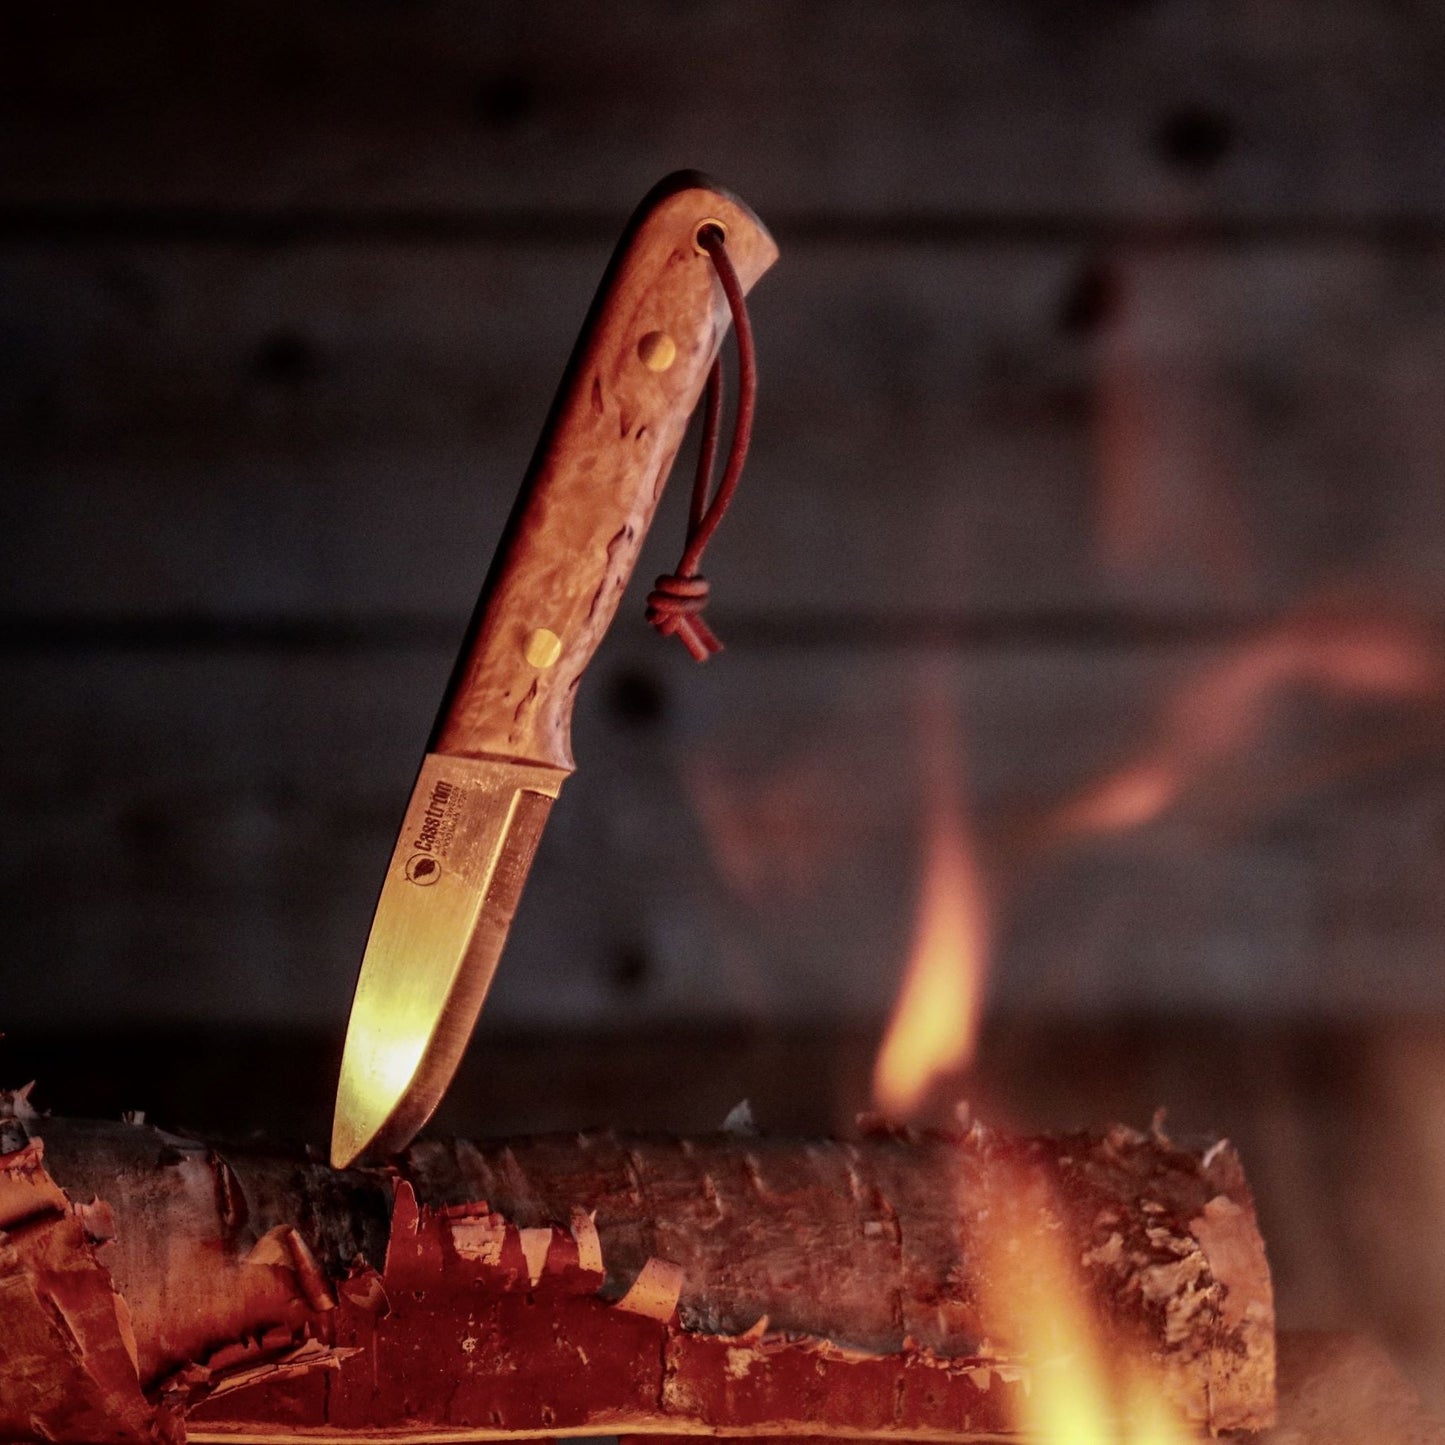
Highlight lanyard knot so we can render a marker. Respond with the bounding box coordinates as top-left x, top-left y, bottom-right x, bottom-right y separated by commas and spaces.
646, 573, 718, 661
